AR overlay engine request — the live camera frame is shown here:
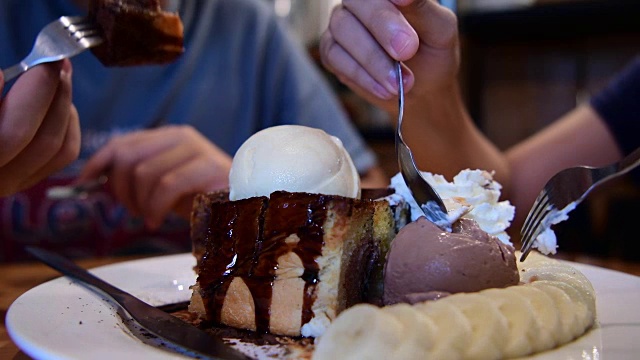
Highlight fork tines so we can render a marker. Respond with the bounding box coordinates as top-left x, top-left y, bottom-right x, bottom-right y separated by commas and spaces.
519, 190, 552, 261
61, 16, 103, 47
519, 147, 640, 262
